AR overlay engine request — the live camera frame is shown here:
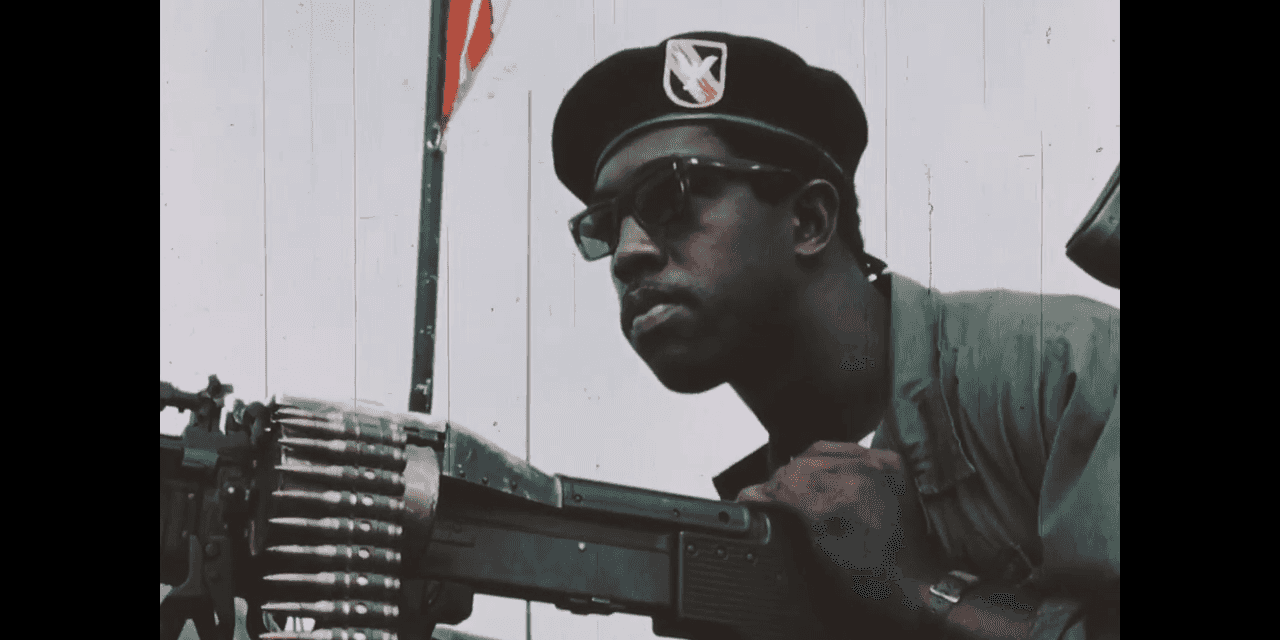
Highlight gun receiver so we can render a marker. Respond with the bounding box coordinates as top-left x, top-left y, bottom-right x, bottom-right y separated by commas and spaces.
160, 384, 857, 640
